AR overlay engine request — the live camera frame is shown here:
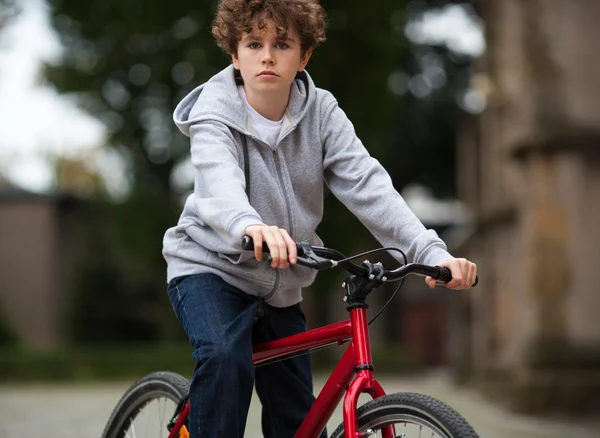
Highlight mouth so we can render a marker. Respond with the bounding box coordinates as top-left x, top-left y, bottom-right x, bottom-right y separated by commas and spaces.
258, 71, 279, 77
